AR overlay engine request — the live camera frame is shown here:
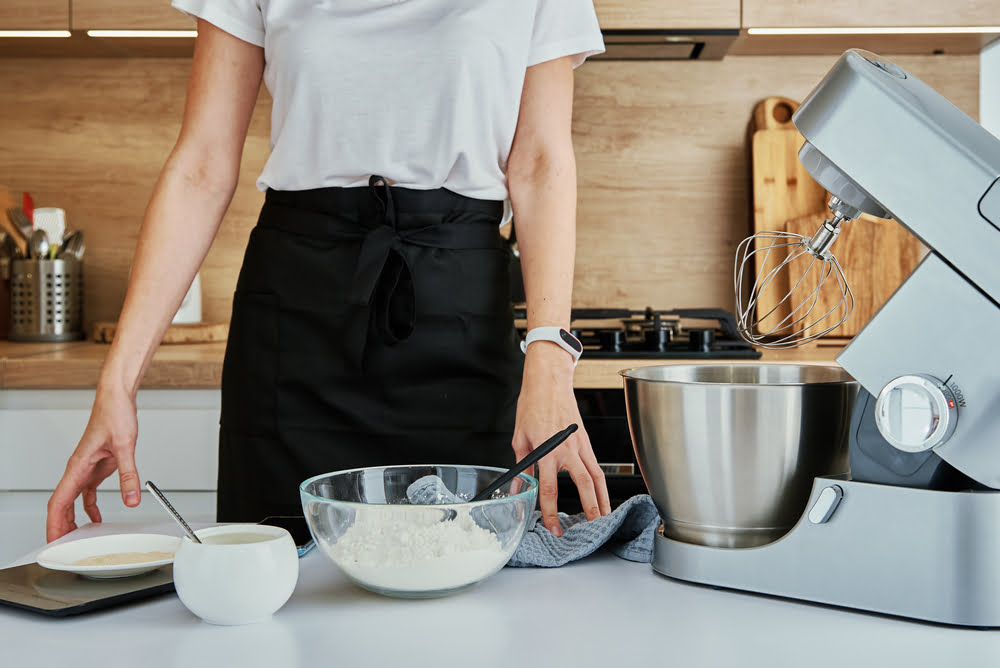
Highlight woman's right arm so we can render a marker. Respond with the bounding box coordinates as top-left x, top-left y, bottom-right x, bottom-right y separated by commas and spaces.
46, 20, 265, 542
